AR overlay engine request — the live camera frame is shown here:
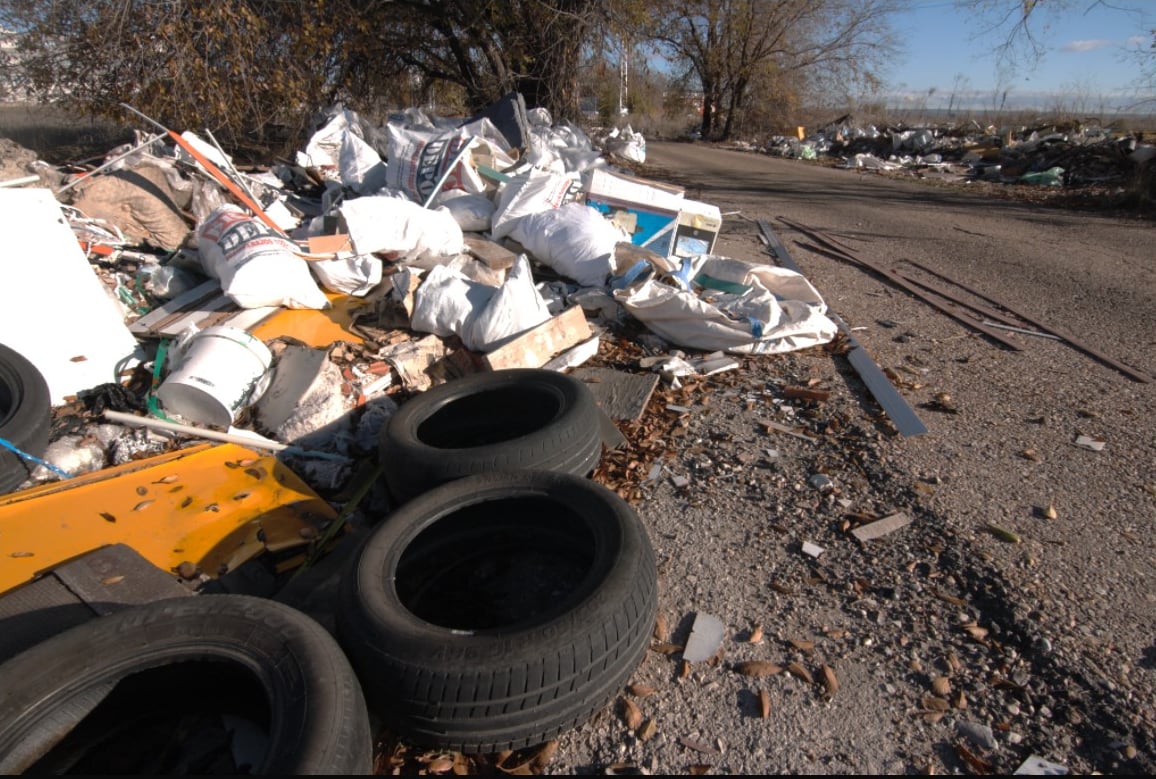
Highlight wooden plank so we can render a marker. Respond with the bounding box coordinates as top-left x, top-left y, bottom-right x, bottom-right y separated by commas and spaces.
850, 512, 913, 543
129, 279, 221, 335
572, 366, 659, 422
130, 279, 277, 339
464, 235, 517, 271
482, 306, 592, 371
